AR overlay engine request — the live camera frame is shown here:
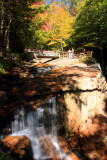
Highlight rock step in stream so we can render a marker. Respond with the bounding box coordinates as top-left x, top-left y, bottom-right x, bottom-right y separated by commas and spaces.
0, 62, 107, 160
